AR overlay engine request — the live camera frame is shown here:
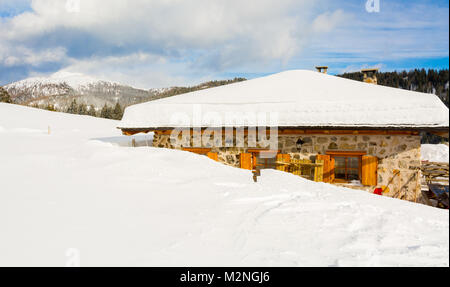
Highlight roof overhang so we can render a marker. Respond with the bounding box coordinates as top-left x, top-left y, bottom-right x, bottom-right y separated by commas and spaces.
118, 126, 449, 137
